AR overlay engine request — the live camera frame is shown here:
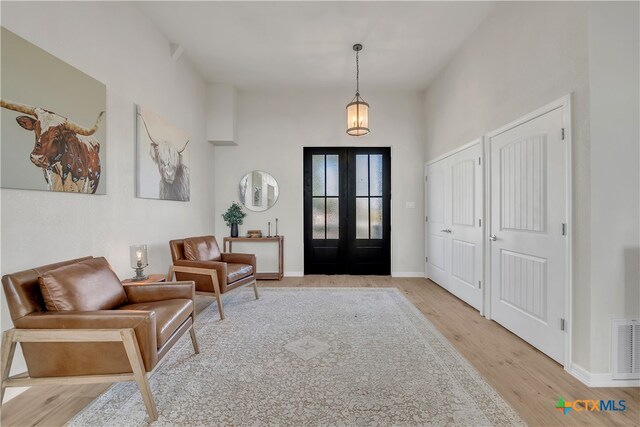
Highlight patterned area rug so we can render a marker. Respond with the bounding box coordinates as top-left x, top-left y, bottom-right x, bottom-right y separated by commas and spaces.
68, 288, 524, 426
